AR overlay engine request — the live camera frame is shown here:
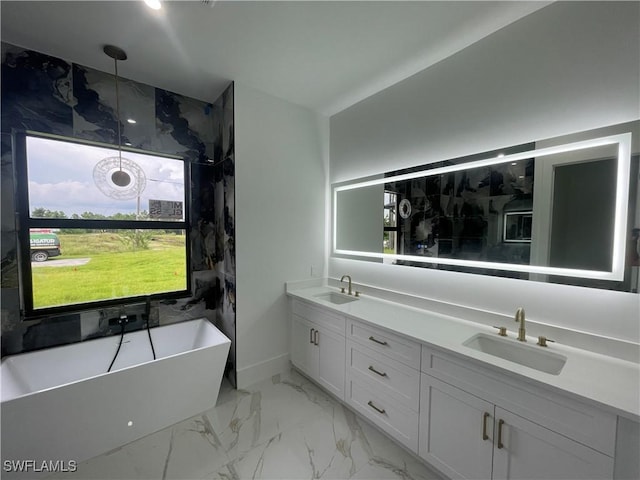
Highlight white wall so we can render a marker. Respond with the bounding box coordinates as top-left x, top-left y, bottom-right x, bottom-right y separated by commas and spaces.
235, 82, 328, 387
329, 2, 640, 344
331, 2, 639, 184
